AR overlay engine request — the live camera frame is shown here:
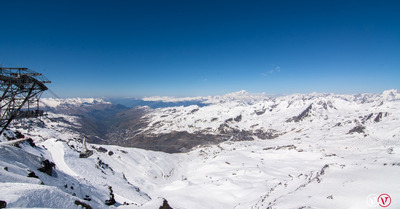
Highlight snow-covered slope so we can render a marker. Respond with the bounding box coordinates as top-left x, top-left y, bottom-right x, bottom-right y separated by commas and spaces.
141, 90, 399, 136
0, 90, 399, 208
41, 98, 111, 108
